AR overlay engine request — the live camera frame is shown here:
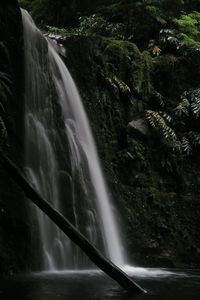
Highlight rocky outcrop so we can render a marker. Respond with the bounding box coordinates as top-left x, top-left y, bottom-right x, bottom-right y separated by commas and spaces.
62, 35, 200, 268
0, 2, 200, 274
0, 1, 32, 276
